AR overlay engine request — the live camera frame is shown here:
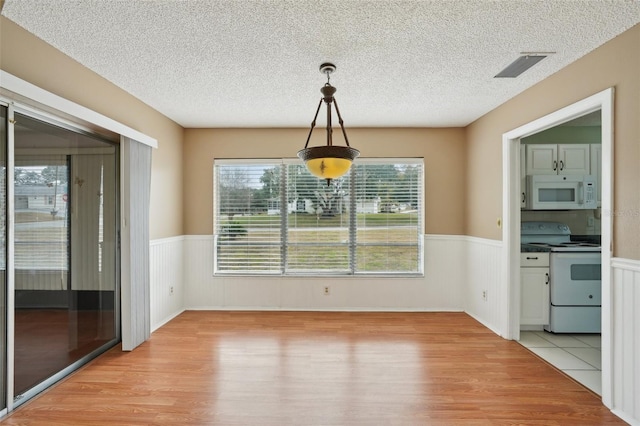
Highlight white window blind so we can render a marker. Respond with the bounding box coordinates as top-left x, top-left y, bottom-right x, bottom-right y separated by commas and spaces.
285, 164, 351, 273
353, 161, 423, 273
214, 163, 283, 273
213, 159, 423, 276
